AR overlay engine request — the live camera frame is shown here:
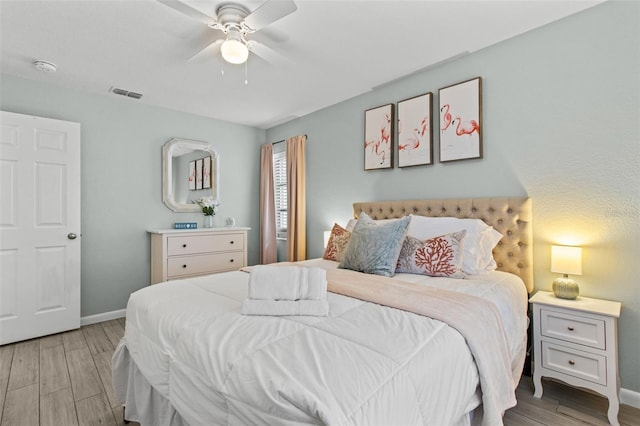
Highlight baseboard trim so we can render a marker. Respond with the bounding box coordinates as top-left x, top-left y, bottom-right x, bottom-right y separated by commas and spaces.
621, 387, 640, 409
80, 309, 126, 326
